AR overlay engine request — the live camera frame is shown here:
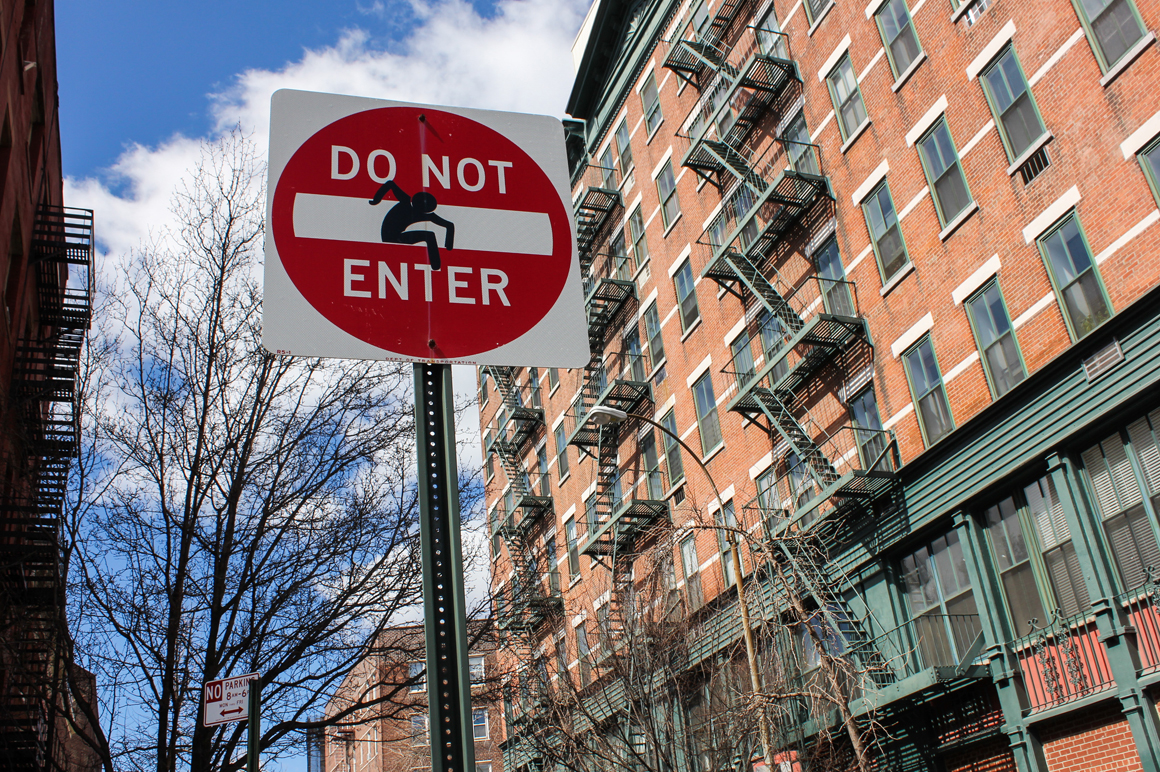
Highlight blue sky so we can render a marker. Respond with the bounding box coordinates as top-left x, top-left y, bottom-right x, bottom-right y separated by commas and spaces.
57, 0, 505, 179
